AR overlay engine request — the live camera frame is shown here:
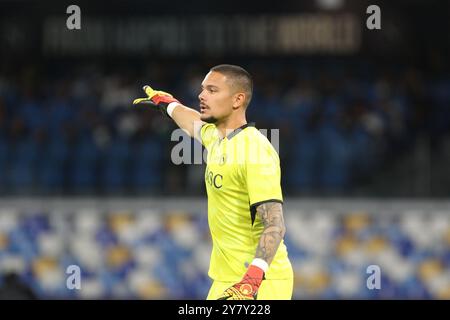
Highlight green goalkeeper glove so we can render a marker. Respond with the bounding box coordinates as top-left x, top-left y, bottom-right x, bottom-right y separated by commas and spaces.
133, 85, 179, 116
